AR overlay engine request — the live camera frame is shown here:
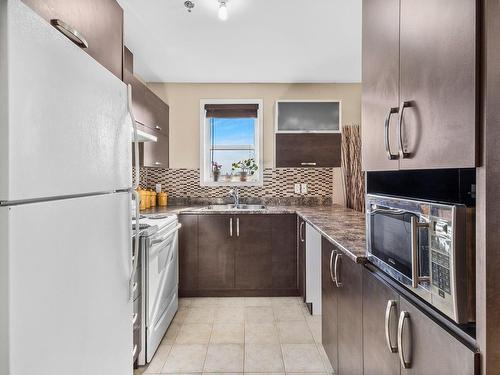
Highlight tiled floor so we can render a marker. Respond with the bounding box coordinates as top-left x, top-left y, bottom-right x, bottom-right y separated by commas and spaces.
135, 297, 333, 375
